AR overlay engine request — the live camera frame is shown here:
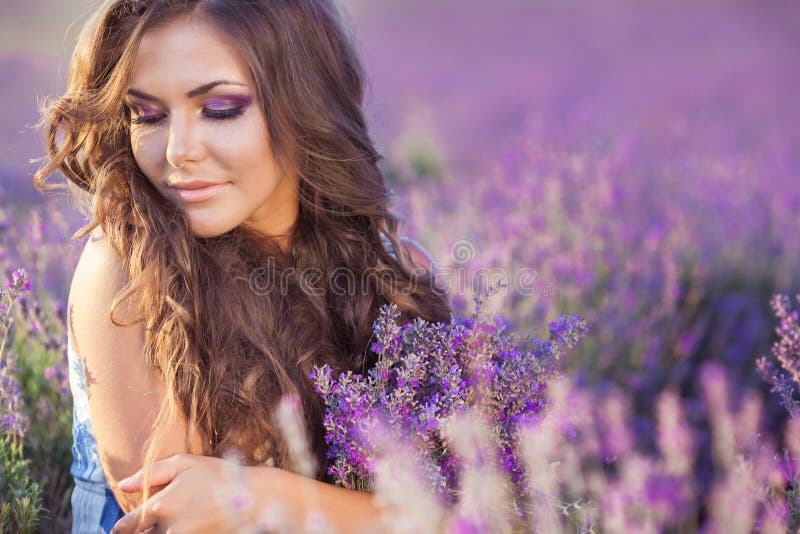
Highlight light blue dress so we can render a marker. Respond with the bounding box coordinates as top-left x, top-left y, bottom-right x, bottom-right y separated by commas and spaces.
66, 235, 399, 532
67, 340, 125, 533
